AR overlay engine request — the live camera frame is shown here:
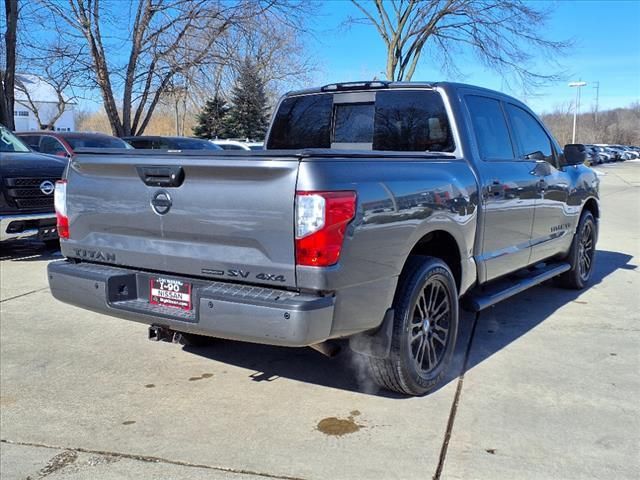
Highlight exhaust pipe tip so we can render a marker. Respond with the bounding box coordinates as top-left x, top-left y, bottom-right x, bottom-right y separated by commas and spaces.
310, 341, 341, 358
